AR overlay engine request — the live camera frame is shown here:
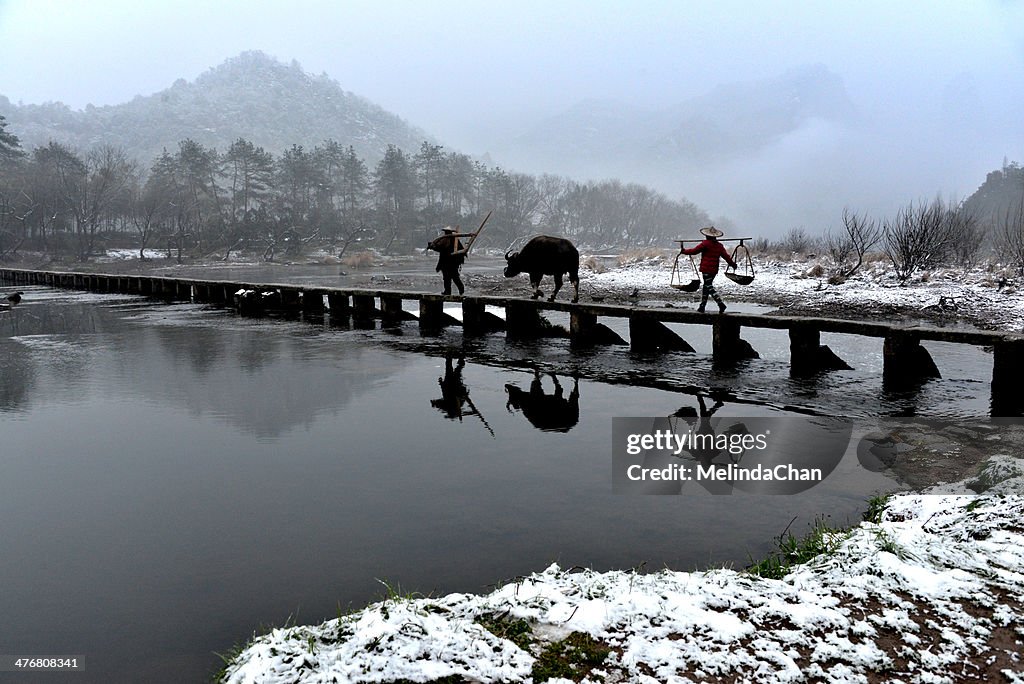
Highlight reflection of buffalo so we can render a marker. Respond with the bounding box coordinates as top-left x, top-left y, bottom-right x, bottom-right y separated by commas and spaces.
504, 371, 580, 432
504, 236, 580, 303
